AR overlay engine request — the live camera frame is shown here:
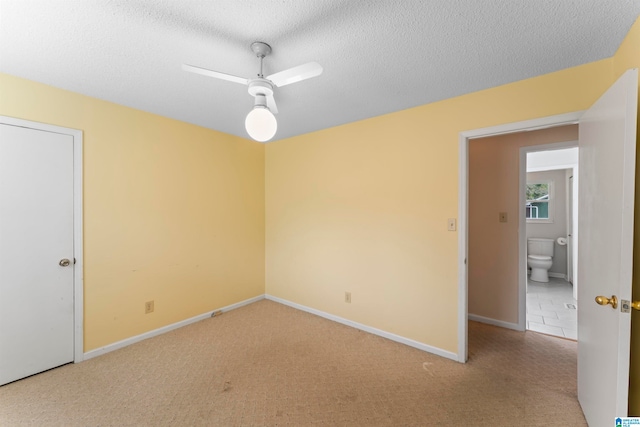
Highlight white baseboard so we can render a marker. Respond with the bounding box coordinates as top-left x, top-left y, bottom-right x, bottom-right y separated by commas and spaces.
84, 294, 265, 360
84, 293, 460, 363
265, 294, 458, 362
468, 314, 522, 331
